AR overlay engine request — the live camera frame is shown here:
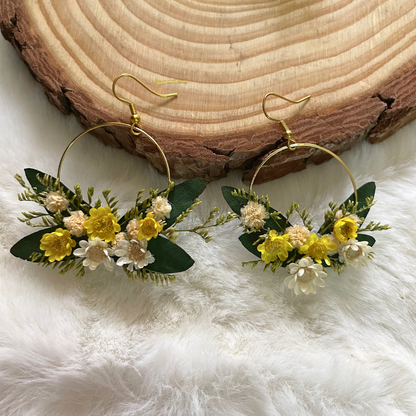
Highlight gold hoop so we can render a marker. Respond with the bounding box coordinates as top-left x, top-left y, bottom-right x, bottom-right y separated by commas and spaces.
56, 74, 177, 189
250, 93, 358, 202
